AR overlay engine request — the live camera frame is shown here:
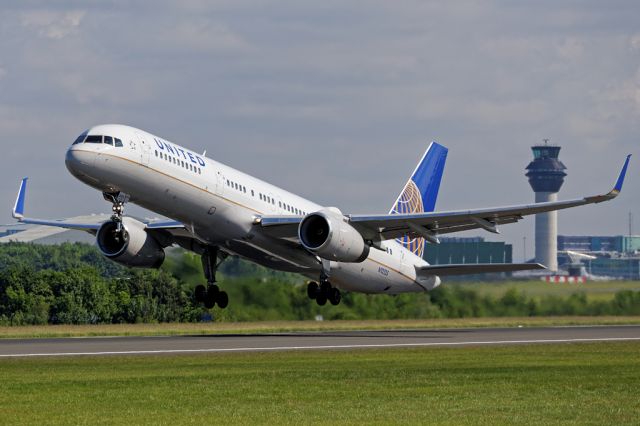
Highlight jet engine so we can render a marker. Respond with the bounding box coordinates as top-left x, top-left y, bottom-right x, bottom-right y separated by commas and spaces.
298, 208, 369, 263
96, 217, 165, 268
